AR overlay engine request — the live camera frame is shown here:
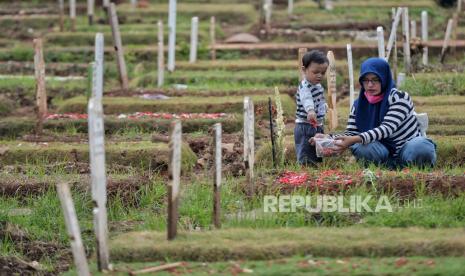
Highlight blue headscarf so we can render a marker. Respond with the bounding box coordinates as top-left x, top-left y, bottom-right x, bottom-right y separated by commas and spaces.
354, 57, 396, 154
